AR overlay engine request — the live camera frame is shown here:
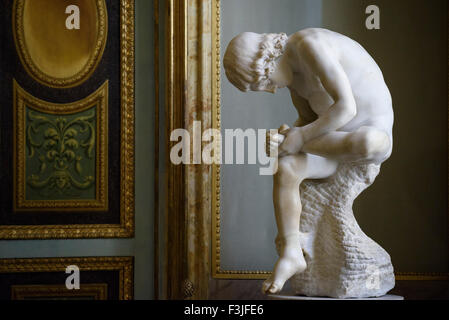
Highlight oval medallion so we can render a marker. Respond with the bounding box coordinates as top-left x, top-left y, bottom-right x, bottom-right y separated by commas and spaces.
13, 0, 108, 88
